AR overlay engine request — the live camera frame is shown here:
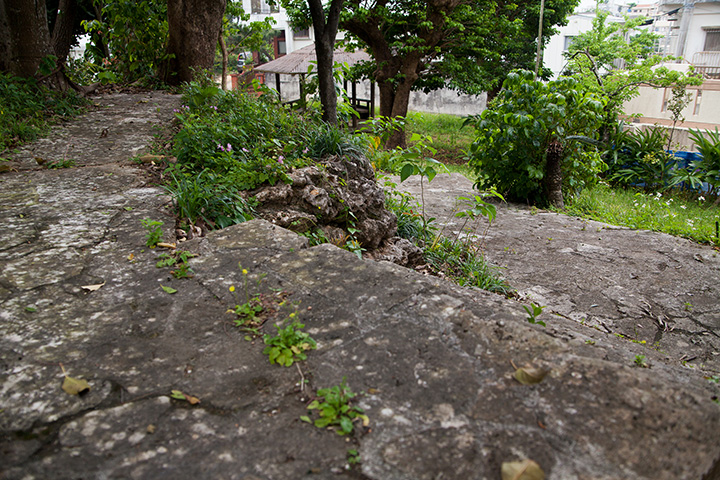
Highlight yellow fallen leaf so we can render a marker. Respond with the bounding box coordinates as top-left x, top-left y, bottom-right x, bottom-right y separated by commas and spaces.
156, 242, 176, 249
513, 366, 549, 385
127, 253, 135, 261
501, 459, 545, 480
81, 281, 105, 292
62, 376, 90, 395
